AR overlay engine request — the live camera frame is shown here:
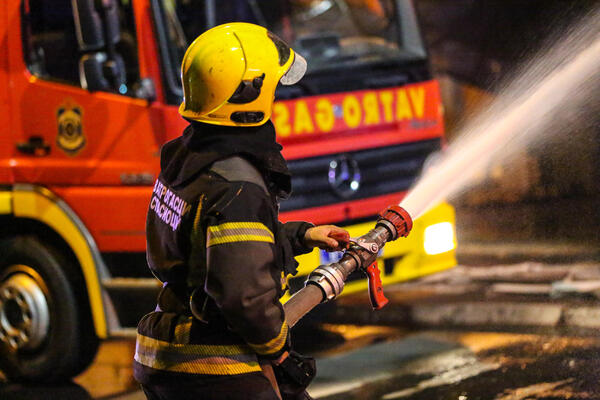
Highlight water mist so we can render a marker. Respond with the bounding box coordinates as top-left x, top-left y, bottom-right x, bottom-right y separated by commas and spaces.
400, 9, 600, 219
